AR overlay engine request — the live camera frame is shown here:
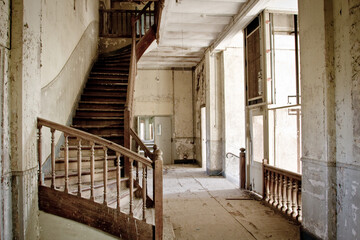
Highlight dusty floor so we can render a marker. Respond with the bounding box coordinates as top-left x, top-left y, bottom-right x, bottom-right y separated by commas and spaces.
163, 164, 300, 240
